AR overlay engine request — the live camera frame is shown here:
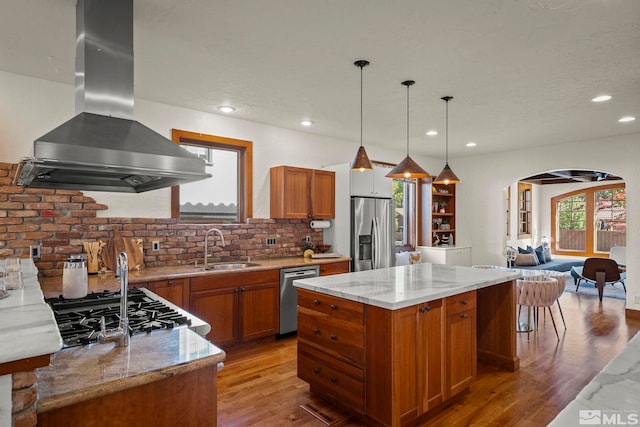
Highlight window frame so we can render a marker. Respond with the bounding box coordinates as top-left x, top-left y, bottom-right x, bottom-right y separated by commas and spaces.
171, 129, 253, 222
550, 183, 625, 257
518, 182, 532, 238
